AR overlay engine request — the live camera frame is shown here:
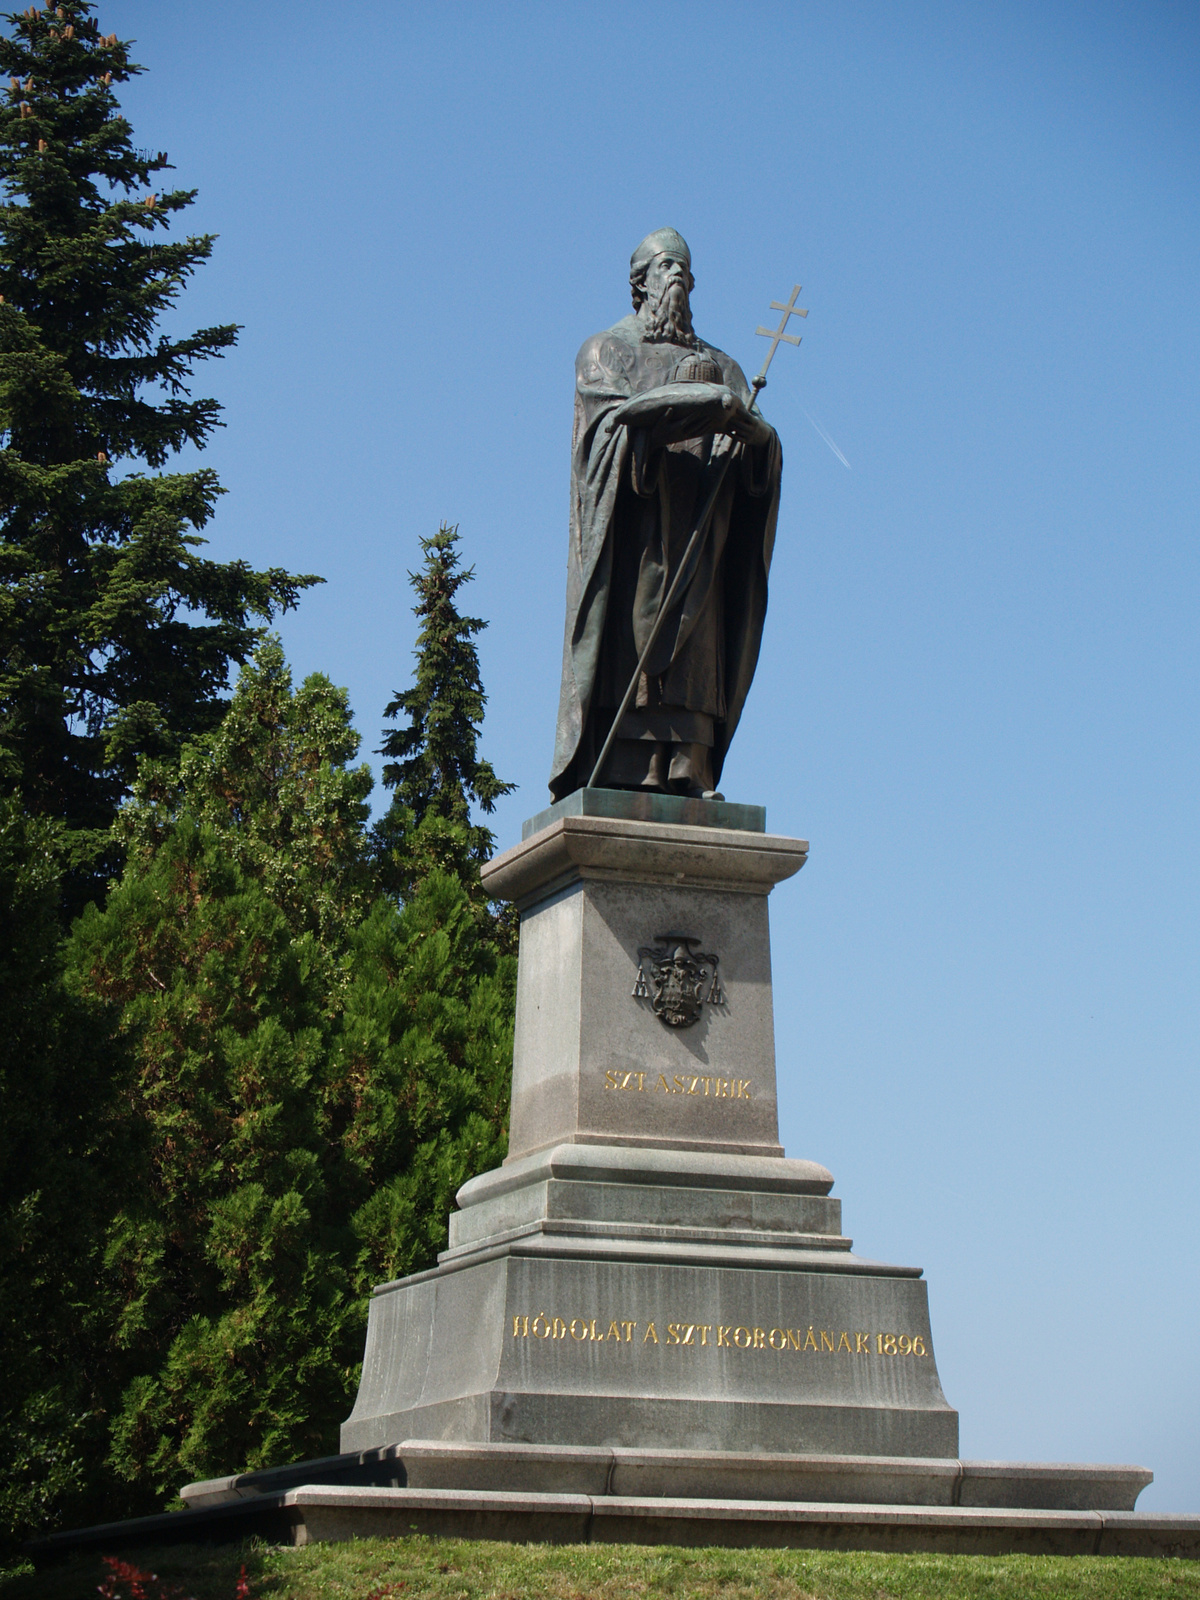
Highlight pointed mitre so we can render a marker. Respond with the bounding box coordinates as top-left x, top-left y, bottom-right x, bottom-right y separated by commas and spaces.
630, 228, 691, 272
